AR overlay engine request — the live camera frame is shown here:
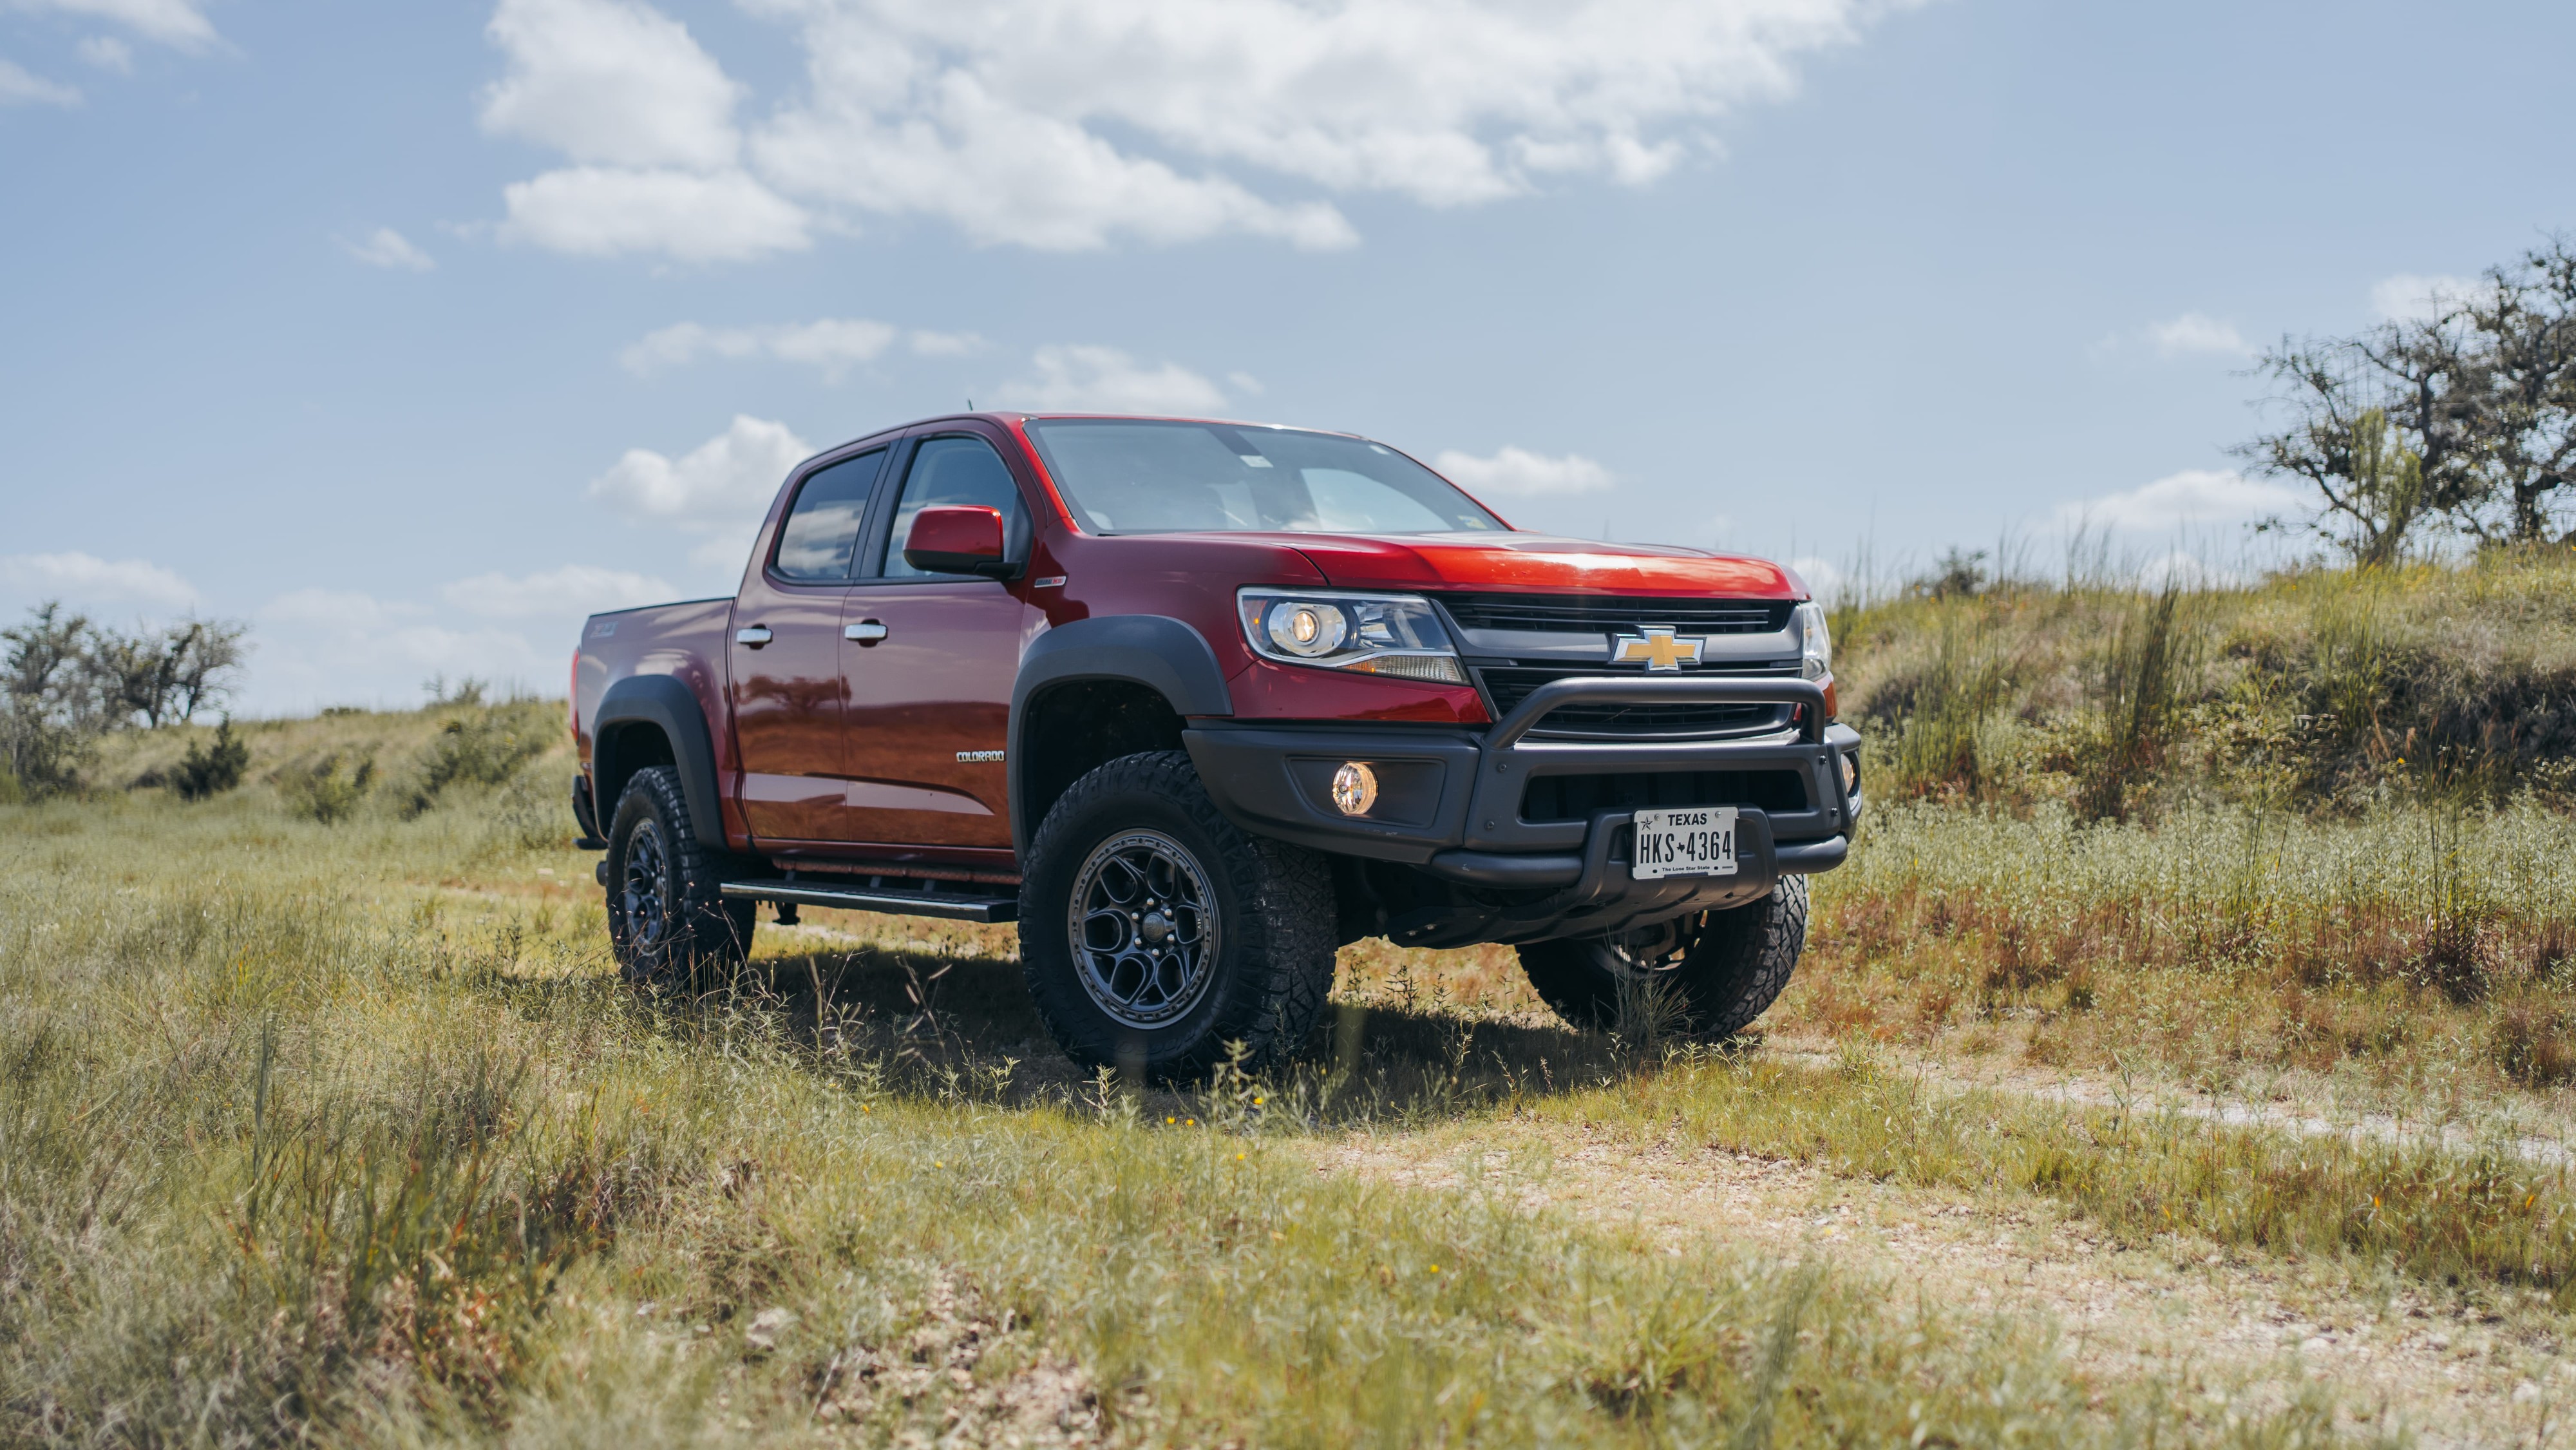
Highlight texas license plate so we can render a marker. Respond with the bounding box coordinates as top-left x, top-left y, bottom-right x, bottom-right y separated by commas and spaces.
1630, 806, 1739, 880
